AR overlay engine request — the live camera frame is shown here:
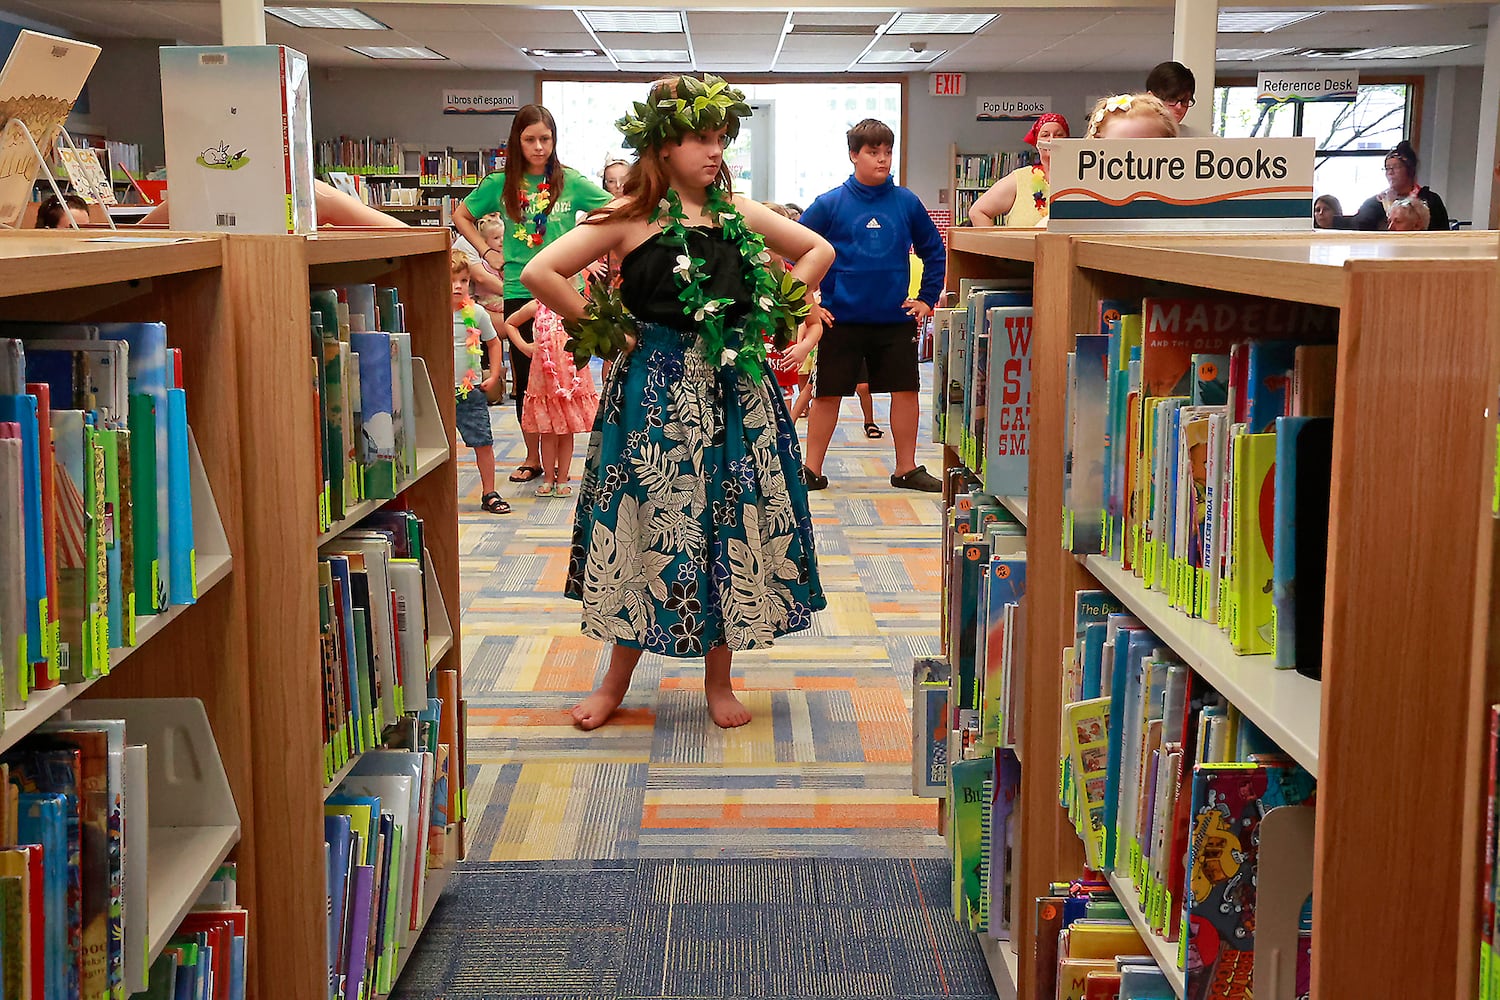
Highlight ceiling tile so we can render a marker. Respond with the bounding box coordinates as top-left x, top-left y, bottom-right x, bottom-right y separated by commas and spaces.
686, 11, 787, 36
355, 4, 479, 31
463, 7, 588, 34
